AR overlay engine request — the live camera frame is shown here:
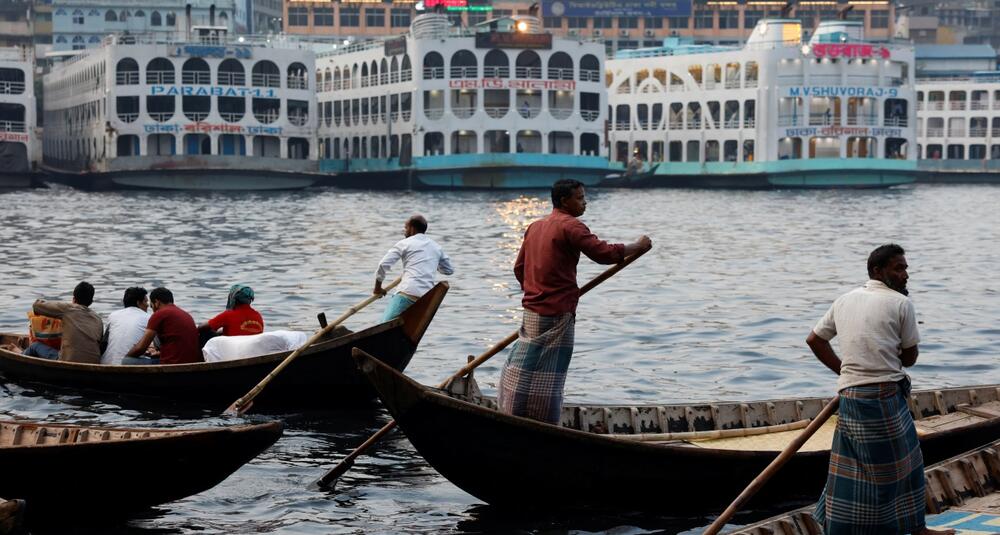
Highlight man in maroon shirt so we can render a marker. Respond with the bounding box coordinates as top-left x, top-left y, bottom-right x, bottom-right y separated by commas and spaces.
124, 287, 202, 365
498, 179, 651, 423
